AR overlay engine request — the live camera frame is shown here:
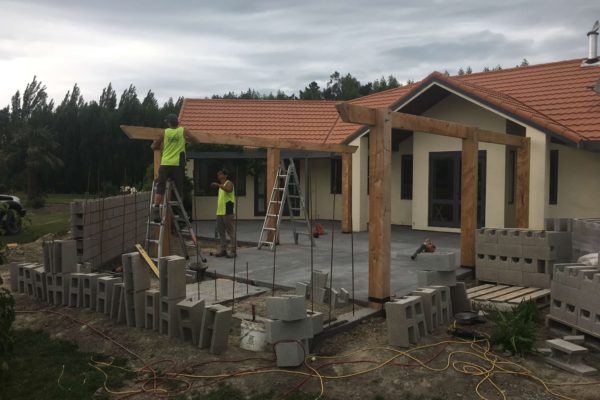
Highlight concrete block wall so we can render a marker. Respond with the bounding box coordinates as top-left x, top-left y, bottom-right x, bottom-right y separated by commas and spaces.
550, 263, 600, 337
70, 192, 150, 268
569, 218, 600, 260
476, 228, 573, 288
